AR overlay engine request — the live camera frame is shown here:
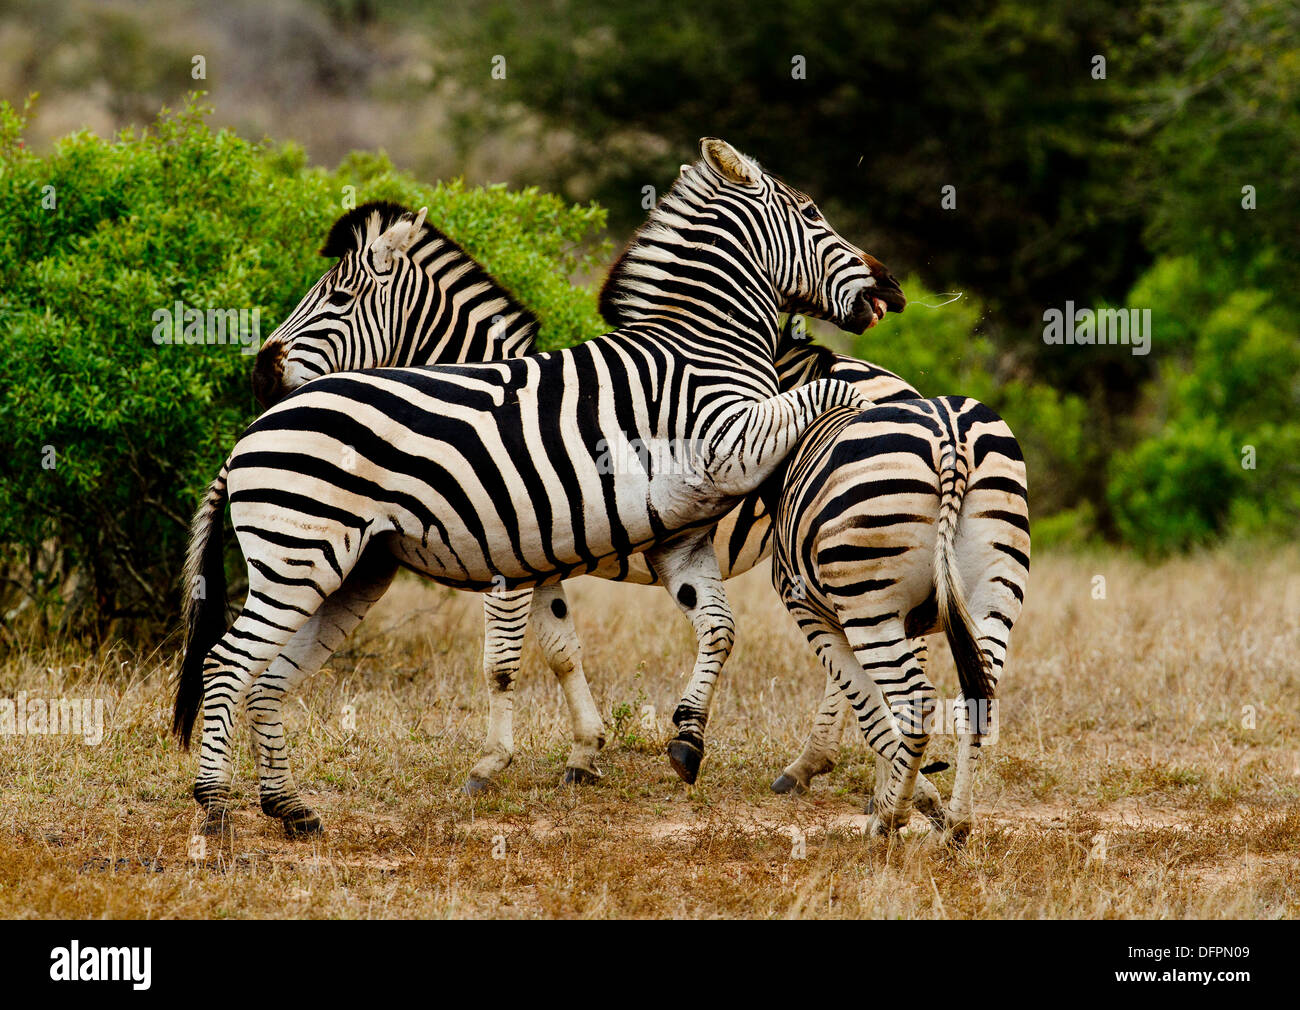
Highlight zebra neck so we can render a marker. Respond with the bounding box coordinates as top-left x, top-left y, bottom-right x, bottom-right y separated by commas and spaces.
774, 339, 834, 392
599, 177, 782, 356
398, 235, 540, 365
